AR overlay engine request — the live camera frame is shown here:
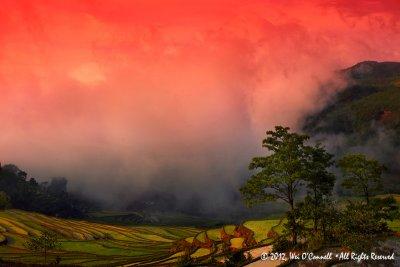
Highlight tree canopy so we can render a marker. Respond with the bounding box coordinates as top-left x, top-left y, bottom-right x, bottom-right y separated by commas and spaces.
25, 230, 60, 265
338, 153, 384, 204
240, 126, 335, 244
240, 126, 310, 209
